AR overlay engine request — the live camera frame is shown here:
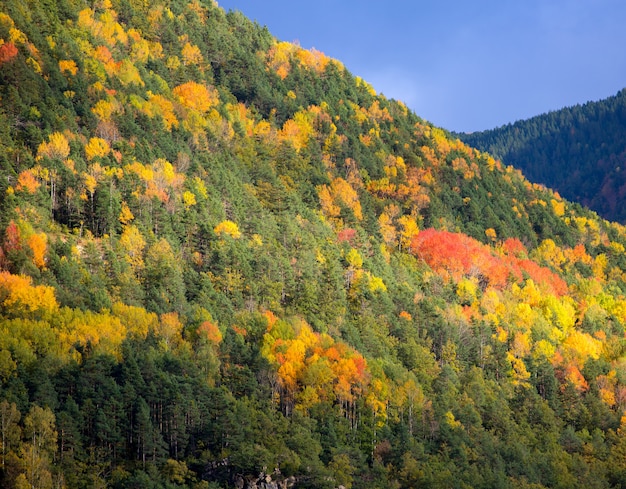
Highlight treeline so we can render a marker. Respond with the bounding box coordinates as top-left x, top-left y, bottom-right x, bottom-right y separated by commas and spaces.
458, 89, 626, 223
1, 0, 626, 488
